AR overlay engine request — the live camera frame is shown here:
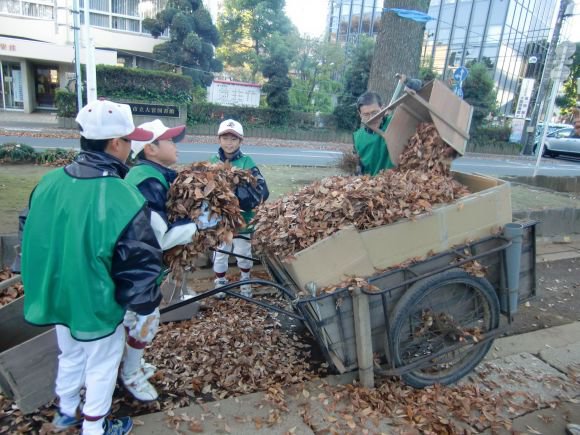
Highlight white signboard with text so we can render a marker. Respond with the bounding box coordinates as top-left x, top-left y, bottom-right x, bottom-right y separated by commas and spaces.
514, 78, 535, 119
207, 80, 261, 107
